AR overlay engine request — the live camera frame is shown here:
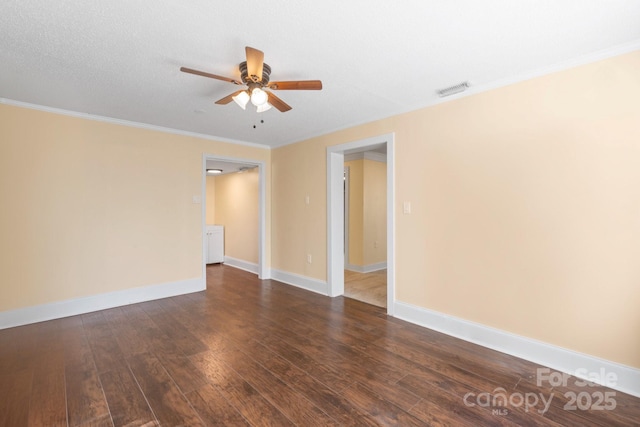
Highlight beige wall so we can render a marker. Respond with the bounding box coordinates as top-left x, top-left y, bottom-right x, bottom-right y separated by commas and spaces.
205, 175, 216, 225
363, 159, 386, 265
212, 169, 259, 264
271, 140, 328, 278
272, 51, 640, 368
0, 104, 270, 312
345, 158, 387, 267
345, 160, 364, 266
